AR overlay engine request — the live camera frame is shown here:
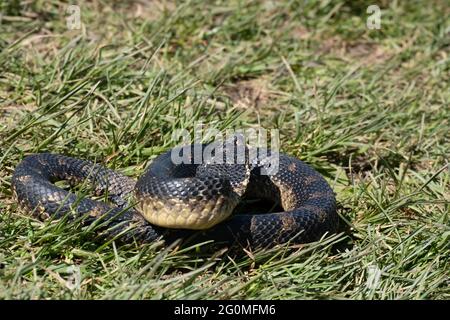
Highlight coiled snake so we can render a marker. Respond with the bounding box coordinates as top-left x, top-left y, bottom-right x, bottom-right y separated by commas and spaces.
11, 141, 338, 249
